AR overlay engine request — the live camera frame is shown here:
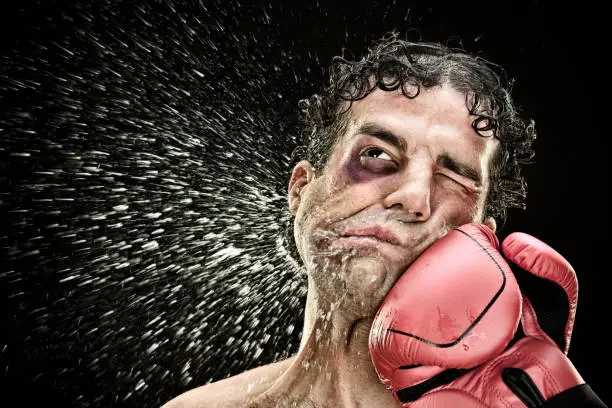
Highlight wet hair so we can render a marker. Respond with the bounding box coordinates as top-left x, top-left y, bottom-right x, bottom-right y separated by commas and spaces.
283, 32, 536, 266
